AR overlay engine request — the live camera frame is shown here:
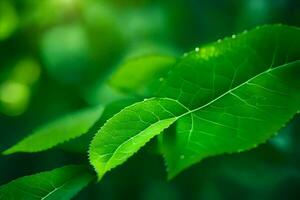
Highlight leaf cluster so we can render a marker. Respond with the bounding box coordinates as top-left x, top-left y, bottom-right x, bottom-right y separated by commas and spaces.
1, 25, 300, 199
